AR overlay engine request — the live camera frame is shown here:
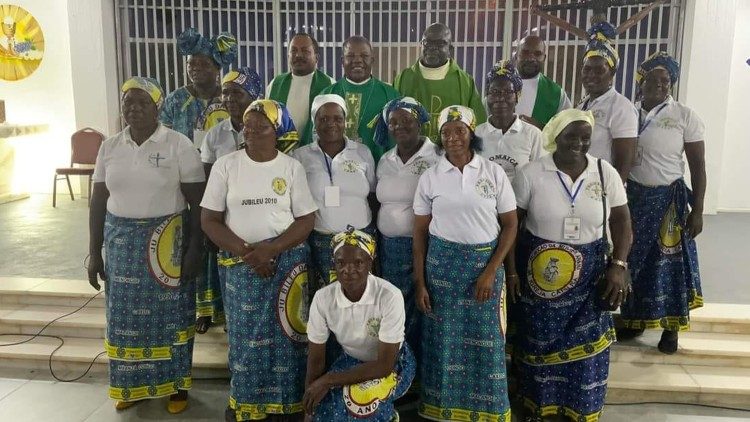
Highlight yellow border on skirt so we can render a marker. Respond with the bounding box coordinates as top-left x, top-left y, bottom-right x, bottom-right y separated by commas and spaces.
104, 340, 171, 361
523, 397, 602, 422
229, 396, 303, 421
109, 377, 192, 401
419, 402, 512, 422
519, 328, 616, 366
